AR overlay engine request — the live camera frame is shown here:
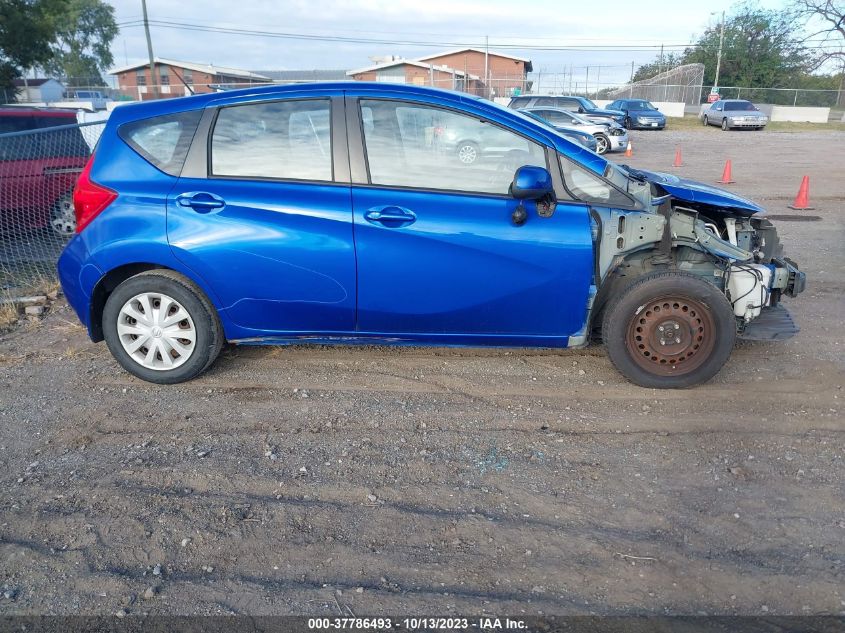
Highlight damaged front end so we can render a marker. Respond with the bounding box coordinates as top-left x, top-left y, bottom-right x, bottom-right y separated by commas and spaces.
593, 166, 806, 342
